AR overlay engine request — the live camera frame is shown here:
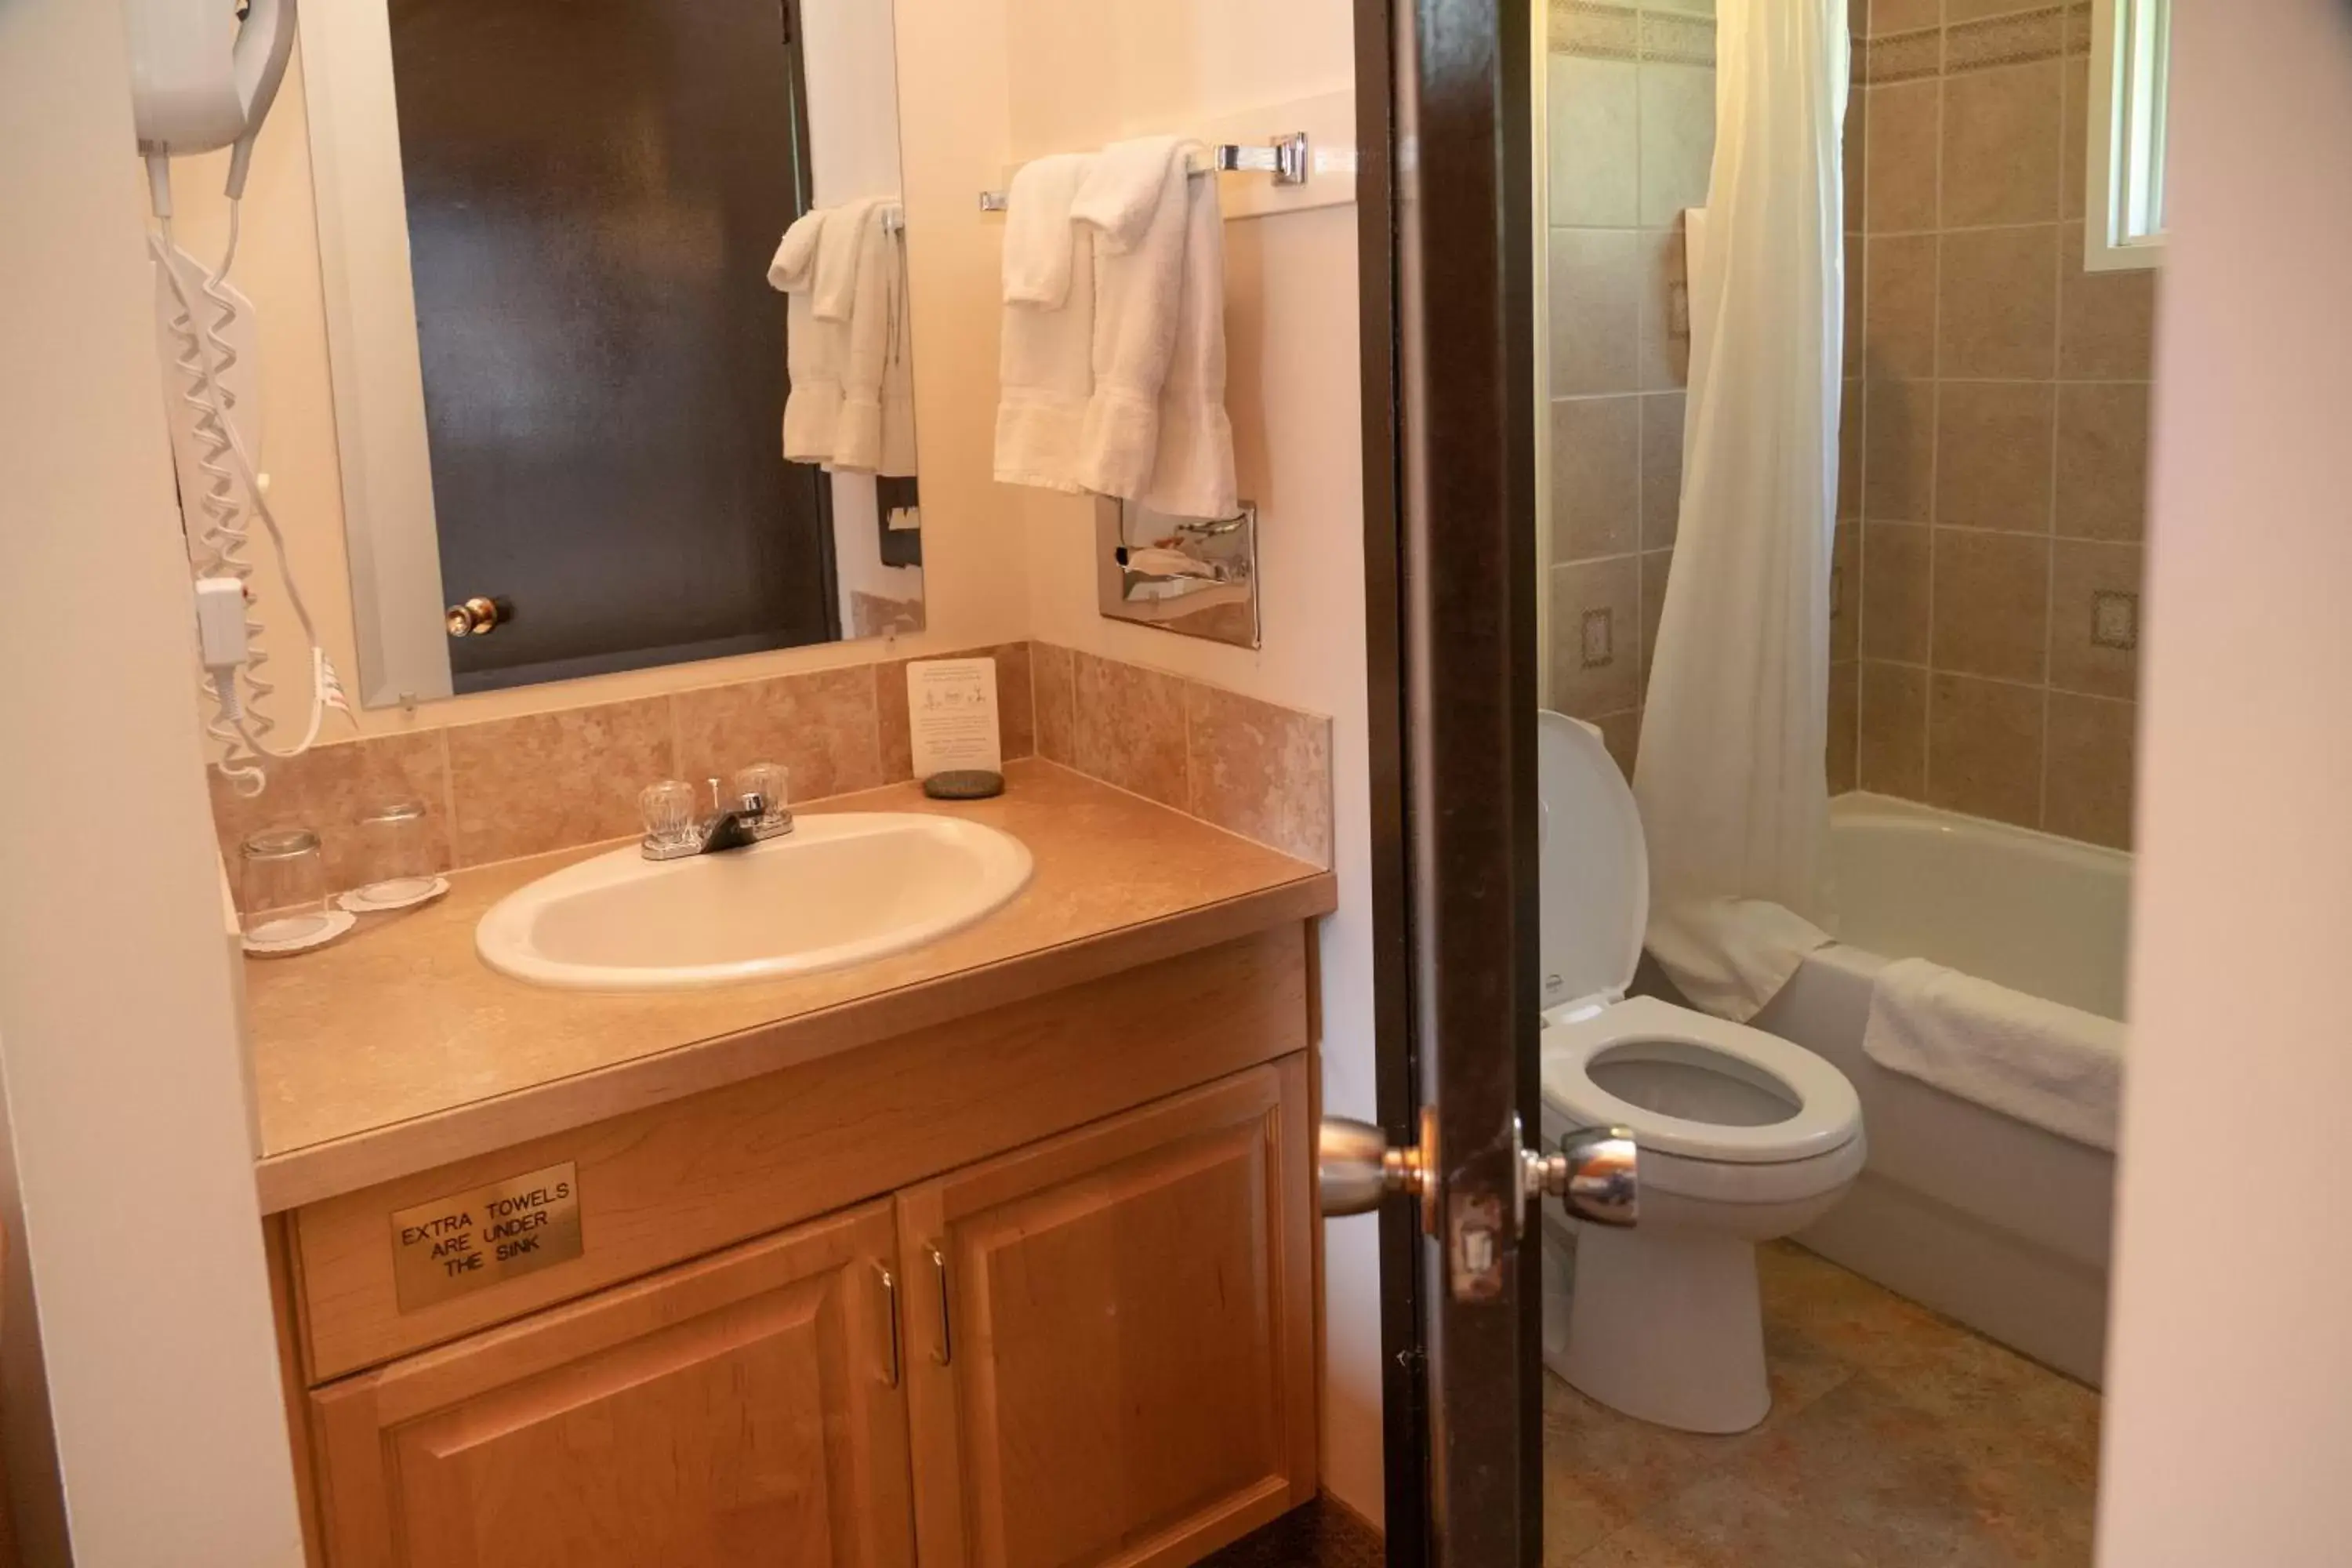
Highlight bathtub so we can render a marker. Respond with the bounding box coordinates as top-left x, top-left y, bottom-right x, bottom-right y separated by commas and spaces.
1650, 793, 2129, 1385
